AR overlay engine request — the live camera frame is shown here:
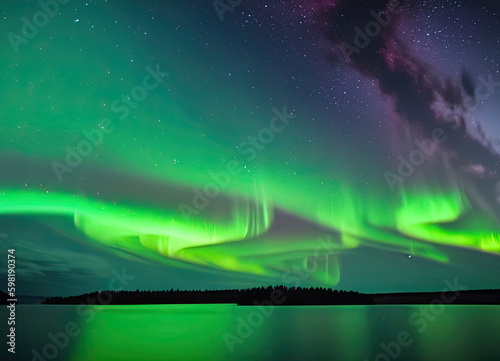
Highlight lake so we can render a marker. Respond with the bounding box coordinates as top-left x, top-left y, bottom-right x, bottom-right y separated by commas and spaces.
2, 305, 500, 360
